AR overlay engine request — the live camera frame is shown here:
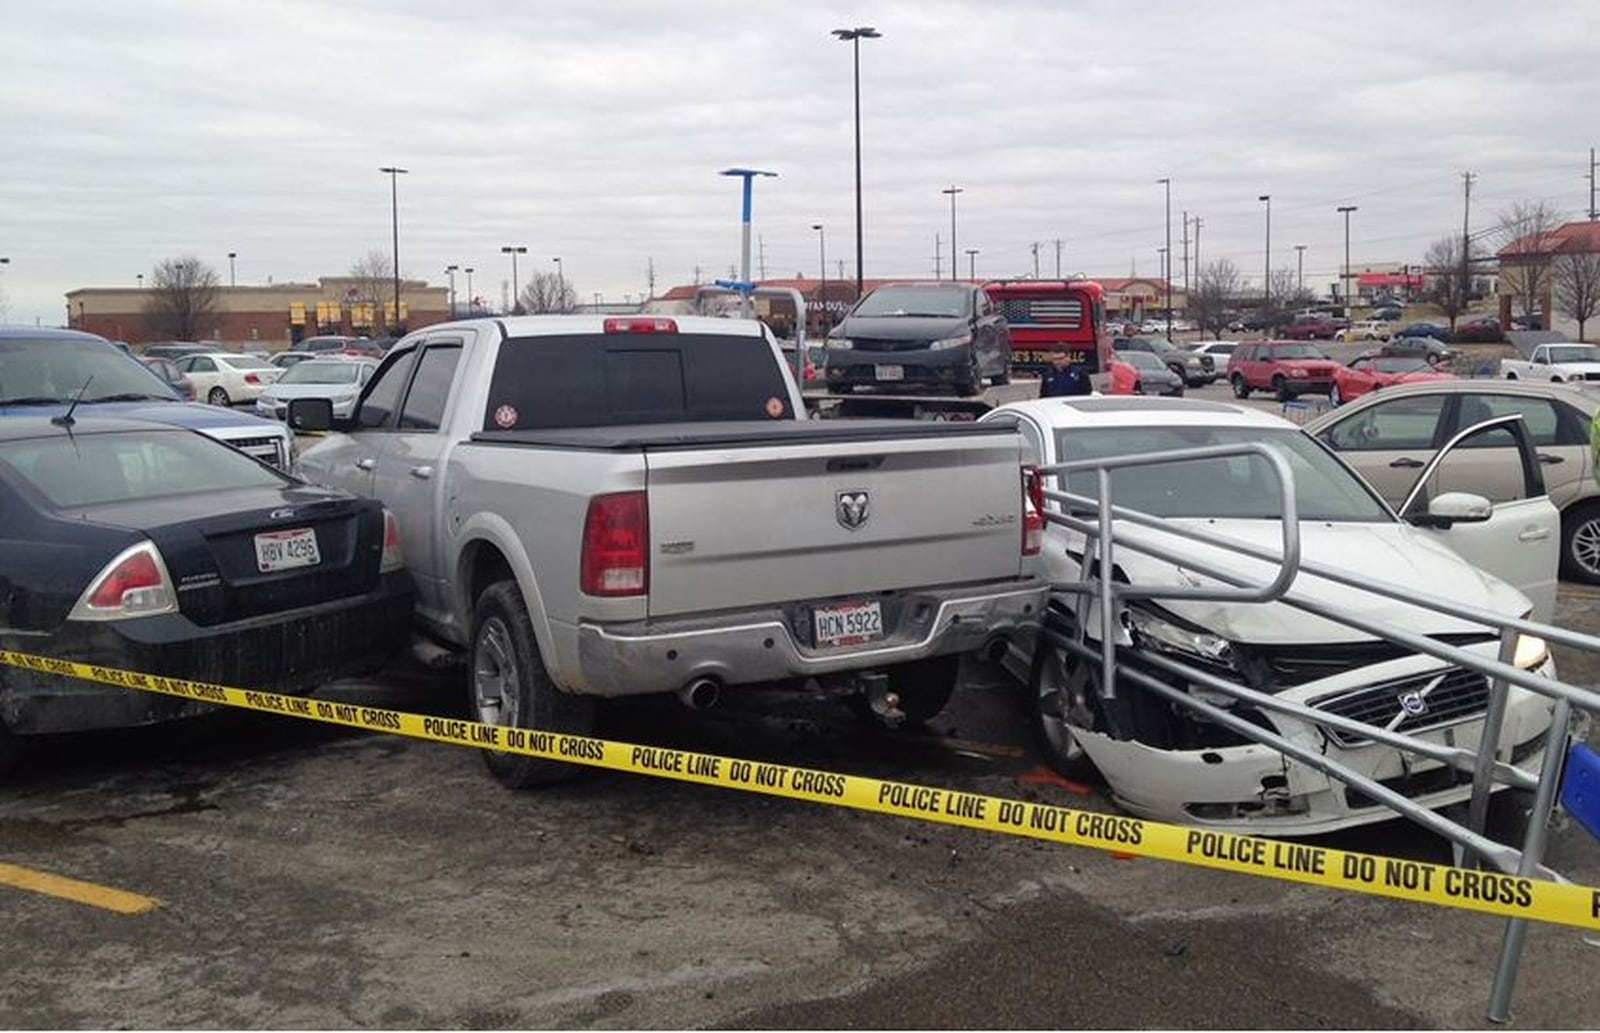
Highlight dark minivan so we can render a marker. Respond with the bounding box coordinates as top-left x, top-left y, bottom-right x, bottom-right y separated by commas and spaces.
822, 282, 1012, 397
